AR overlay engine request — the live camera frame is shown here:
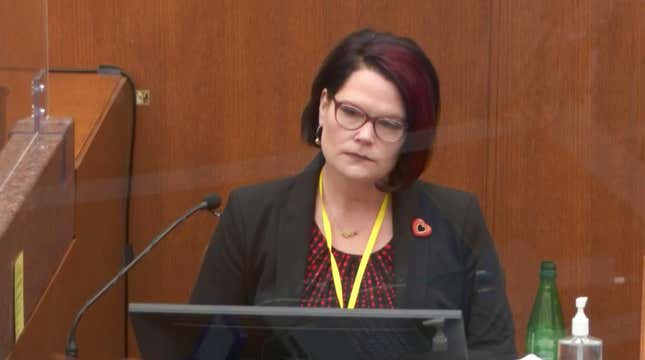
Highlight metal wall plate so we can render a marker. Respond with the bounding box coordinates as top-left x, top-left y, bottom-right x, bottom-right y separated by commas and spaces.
136, 89, 151, 106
